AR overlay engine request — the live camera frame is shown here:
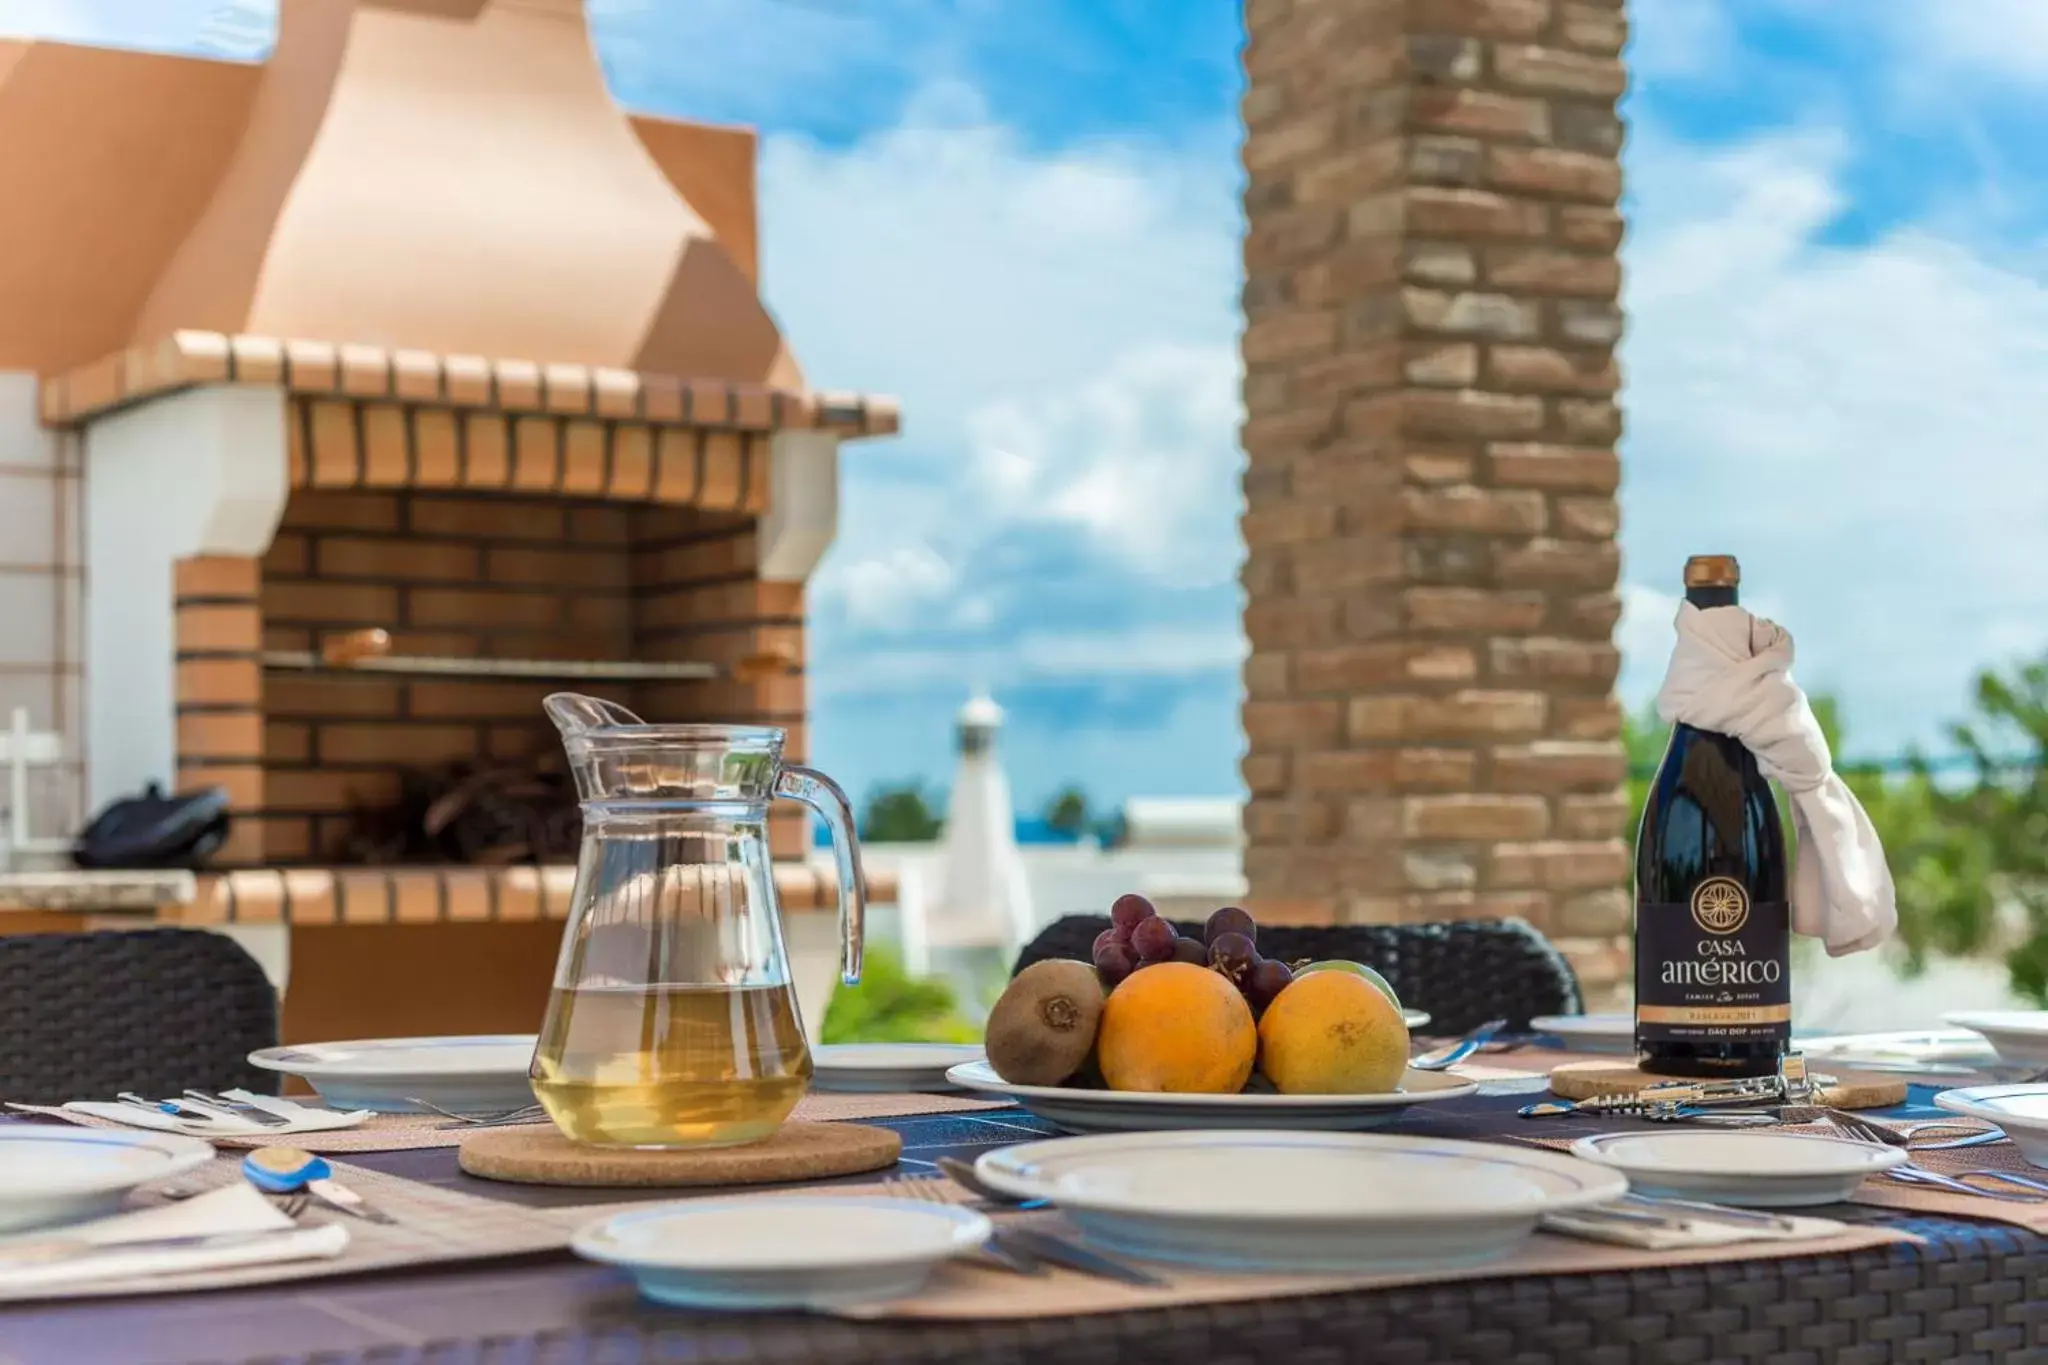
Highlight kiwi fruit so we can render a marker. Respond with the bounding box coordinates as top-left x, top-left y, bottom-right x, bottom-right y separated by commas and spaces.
985, 959, 1104, 1086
